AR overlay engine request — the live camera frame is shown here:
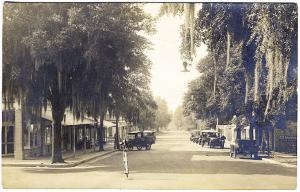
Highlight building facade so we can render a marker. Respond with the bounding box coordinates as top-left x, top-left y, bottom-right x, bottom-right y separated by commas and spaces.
2, 104, 128, 160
